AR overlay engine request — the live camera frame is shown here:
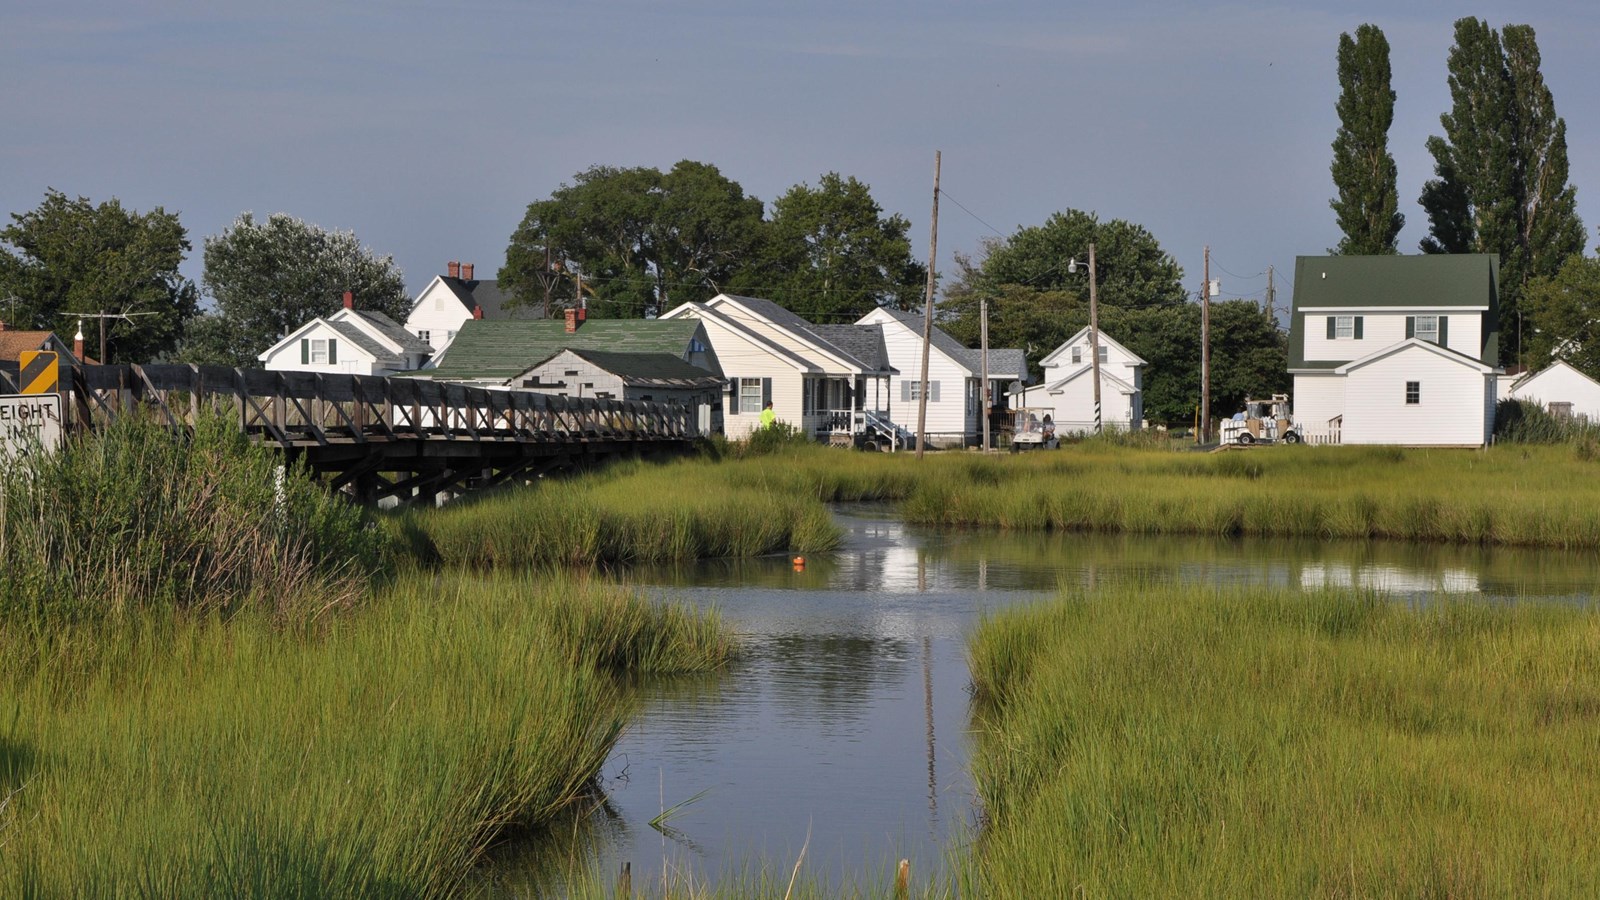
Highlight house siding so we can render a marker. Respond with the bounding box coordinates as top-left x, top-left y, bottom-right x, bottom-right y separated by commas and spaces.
1291, 374, 1346, 440
1042, 371, 1138, 434
672, 309, 805, 440
858, 308, 976, 446
260, 323, 381, 375
404, 280, 472, 353
1340, 347, 1489, 446
1508, 363, 1600, 422
1303, 312, 1484, 364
